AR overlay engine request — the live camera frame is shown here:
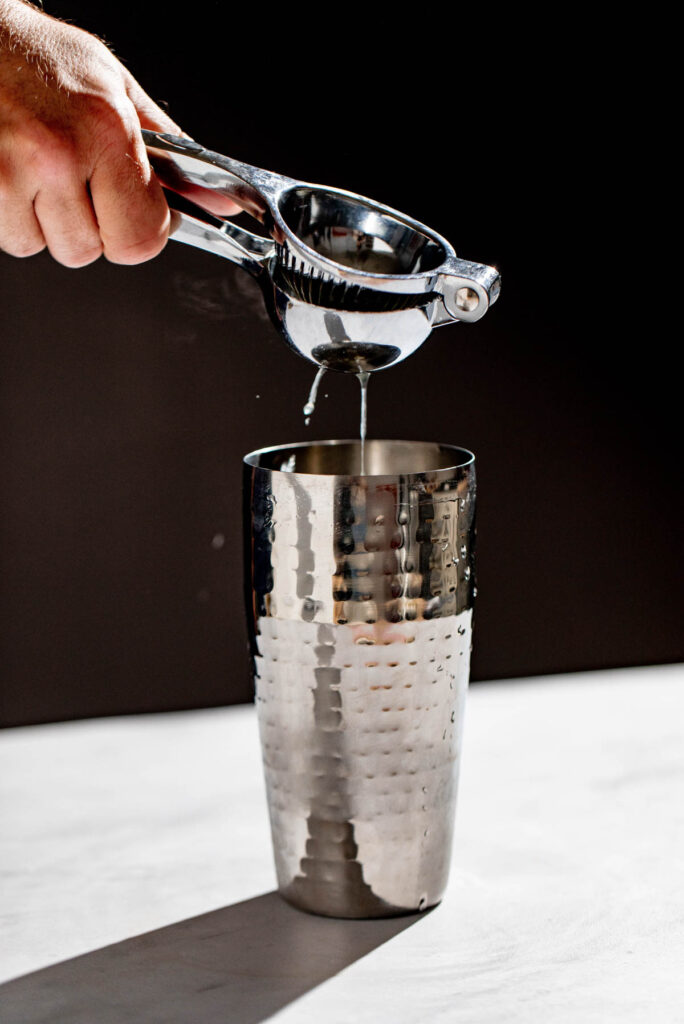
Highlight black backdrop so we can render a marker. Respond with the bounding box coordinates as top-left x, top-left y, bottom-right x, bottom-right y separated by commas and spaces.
1, 5, 680, 725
